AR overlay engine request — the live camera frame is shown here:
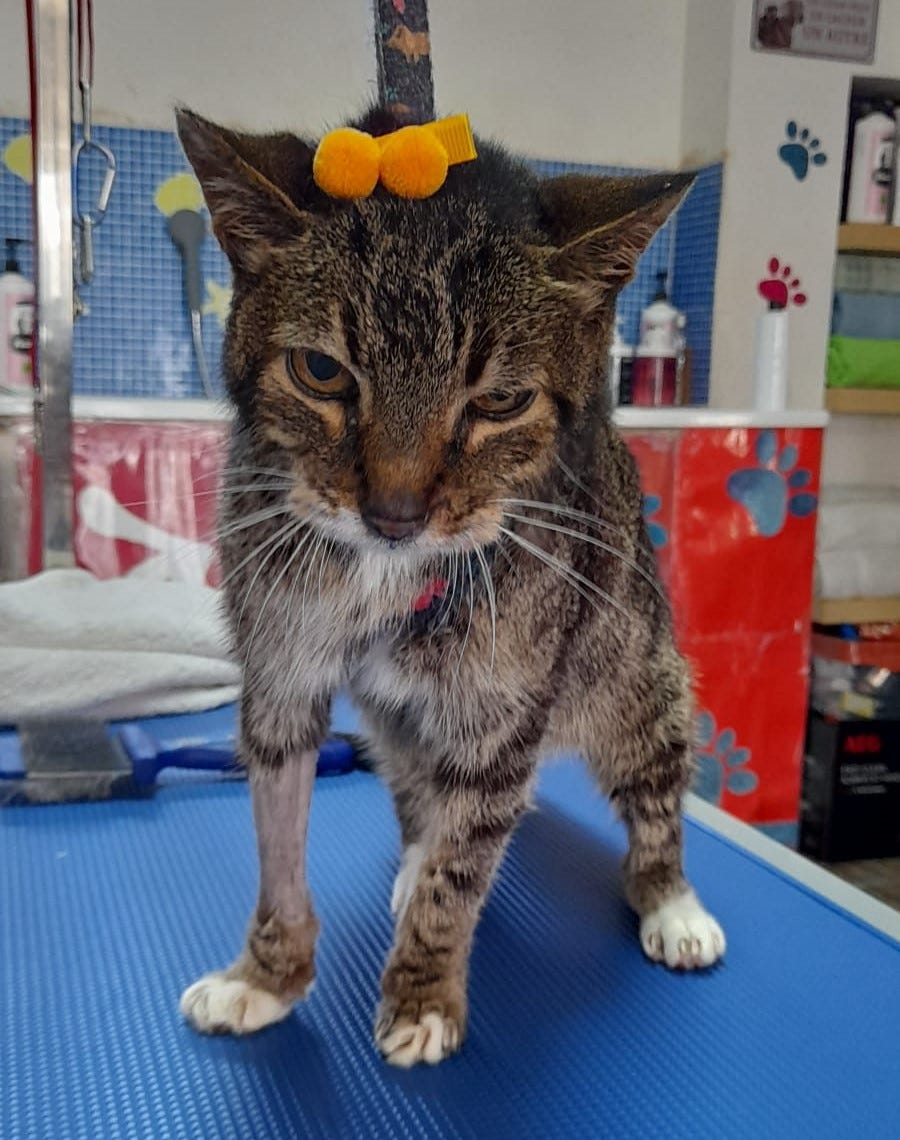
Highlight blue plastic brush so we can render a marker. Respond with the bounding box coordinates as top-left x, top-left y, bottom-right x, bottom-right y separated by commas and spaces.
0, 721, 356, 805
